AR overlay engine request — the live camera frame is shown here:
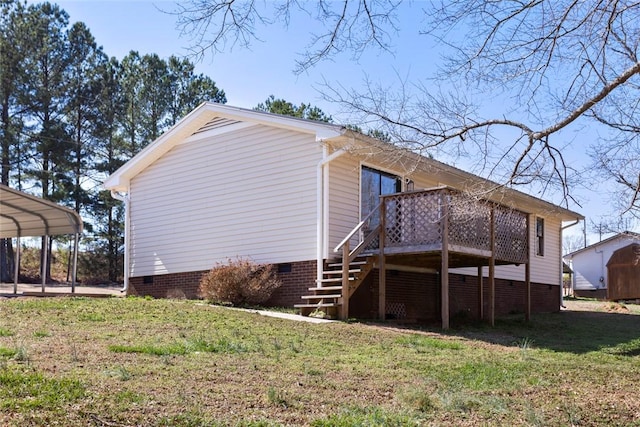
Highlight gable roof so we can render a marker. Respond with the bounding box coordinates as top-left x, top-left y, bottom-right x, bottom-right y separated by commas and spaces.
103, 102, 583, 221
103, 102, 344, 192
0, 184, 83, 238
565, 231, 640, 258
